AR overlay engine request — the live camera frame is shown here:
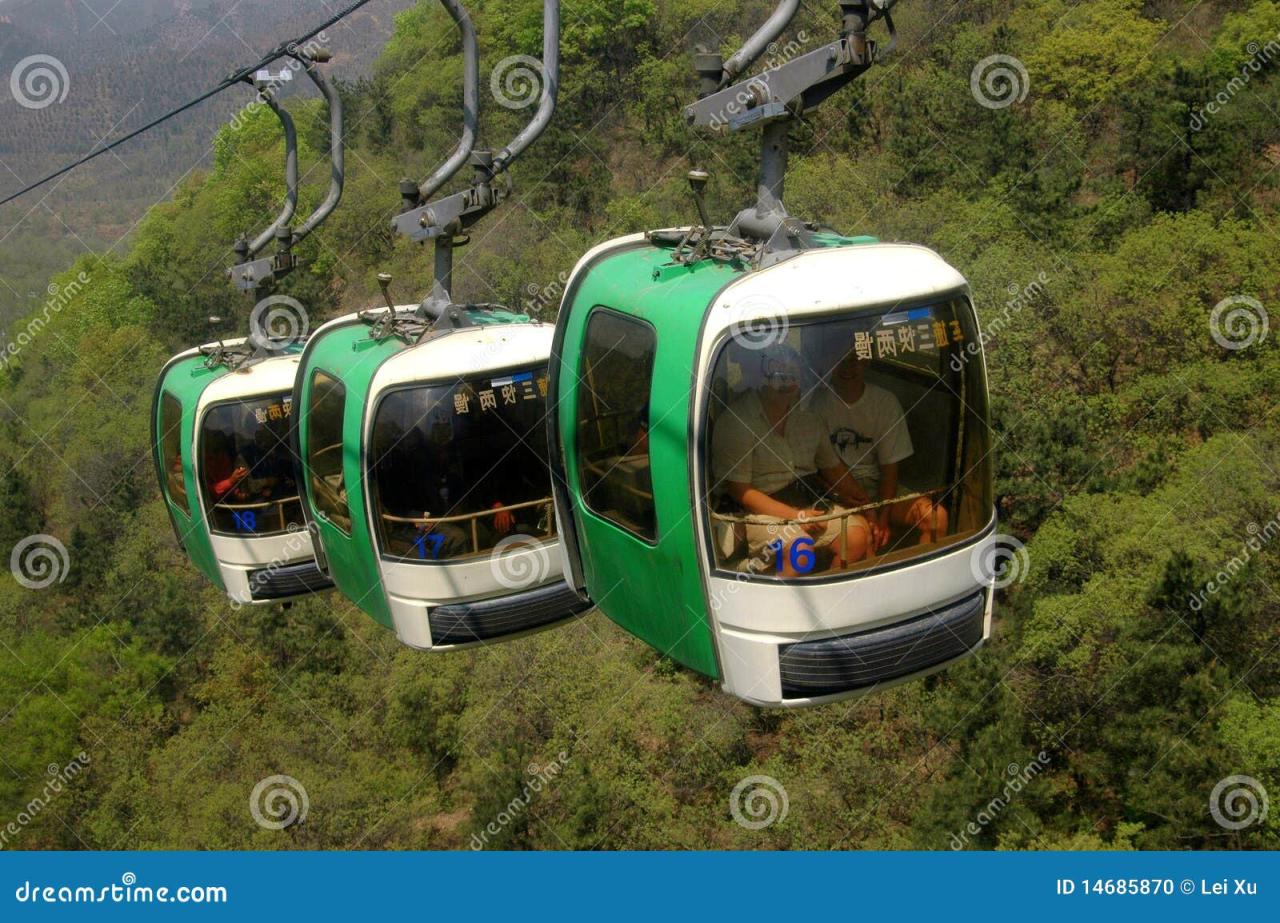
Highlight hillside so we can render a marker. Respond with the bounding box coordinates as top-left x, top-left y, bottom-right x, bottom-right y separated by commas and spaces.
0, 0, 414, 329
0, 0, 1277, 850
